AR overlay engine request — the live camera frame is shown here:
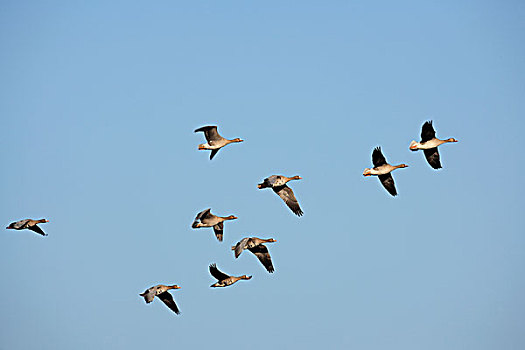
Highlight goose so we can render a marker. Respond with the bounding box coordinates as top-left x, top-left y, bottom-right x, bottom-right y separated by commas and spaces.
191, 208, 237, 242
409, 120, 458, 169
140, 284, 181, 314
194, 125, 243, 160
232, 237, 276, 273
6, 218, 49, 236
209, 264, 252, 288
257, 175, 303, 216
363, 147, 408, 196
